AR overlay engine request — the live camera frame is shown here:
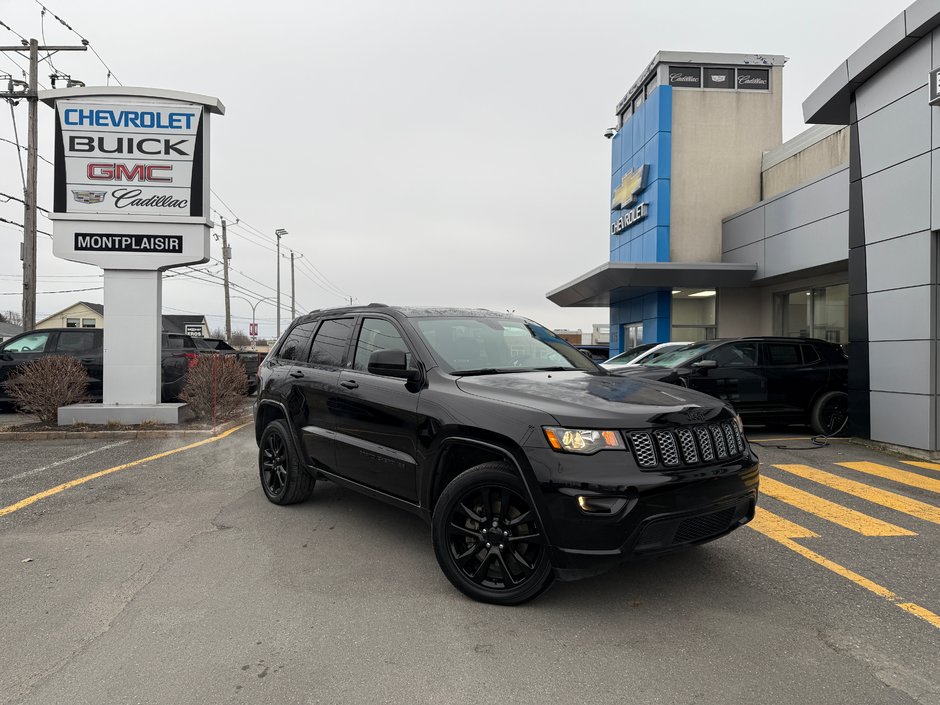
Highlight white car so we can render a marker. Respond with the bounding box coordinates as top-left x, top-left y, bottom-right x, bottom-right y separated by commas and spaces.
601, 342, 692, 370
